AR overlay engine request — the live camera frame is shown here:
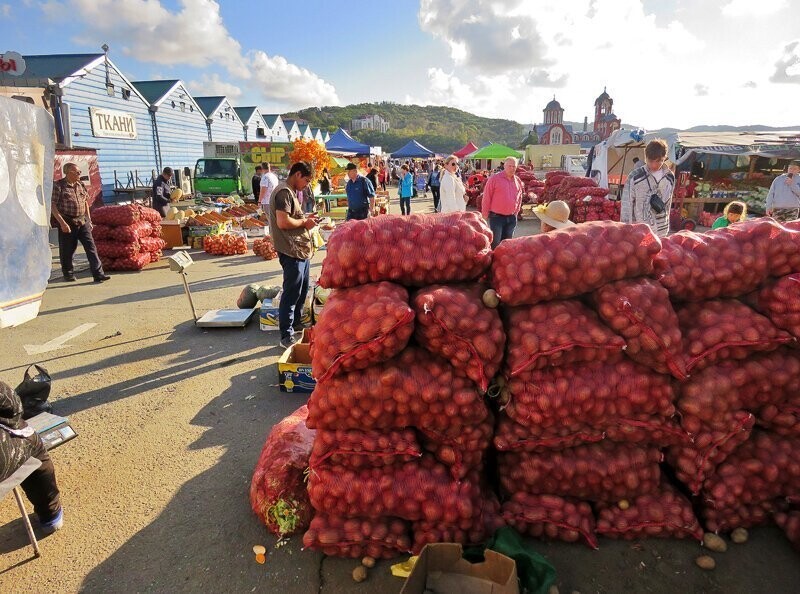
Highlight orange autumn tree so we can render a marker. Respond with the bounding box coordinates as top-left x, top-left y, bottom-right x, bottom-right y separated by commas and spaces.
289, 138, 329, 183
